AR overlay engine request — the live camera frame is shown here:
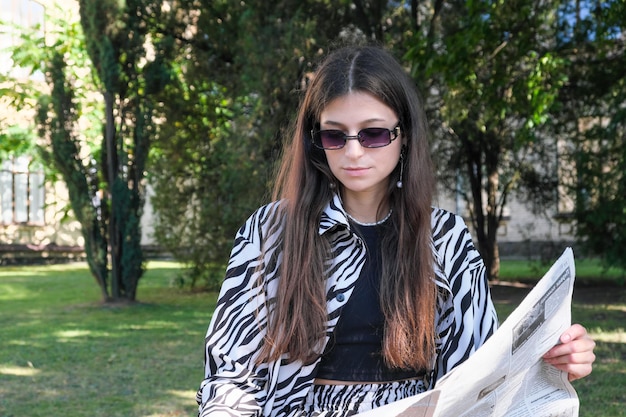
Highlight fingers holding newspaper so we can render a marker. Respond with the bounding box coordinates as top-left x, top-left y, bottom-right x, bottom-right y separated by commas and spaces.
543, 323, 597, 381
